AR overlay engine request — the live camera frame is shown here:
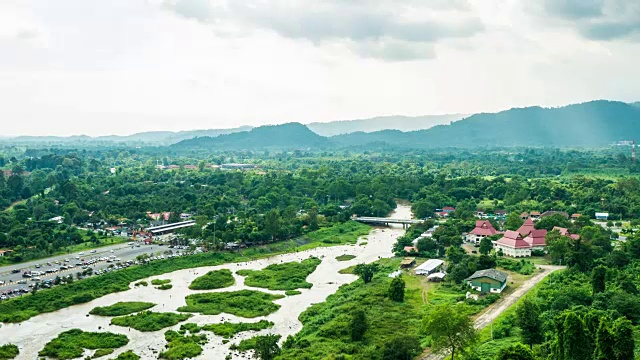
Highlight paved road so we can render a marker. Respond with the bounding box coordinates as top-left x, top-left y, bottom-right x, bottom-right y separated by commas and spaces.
0, 242, 167, 292
420, 265, 565, 360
